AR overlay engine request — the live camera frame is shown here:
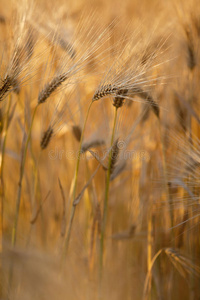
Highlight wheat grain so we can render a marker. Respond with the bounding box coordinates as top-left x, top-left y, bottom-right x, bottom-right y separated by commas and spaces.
40, 126, 53, 149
